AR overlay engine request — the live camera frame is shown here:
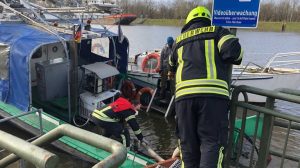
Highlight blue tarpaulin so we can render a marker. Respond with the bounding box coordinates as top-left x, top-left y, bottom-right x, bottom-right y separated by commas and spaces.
0, 24, 73, 111
0, 23, 128, 112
